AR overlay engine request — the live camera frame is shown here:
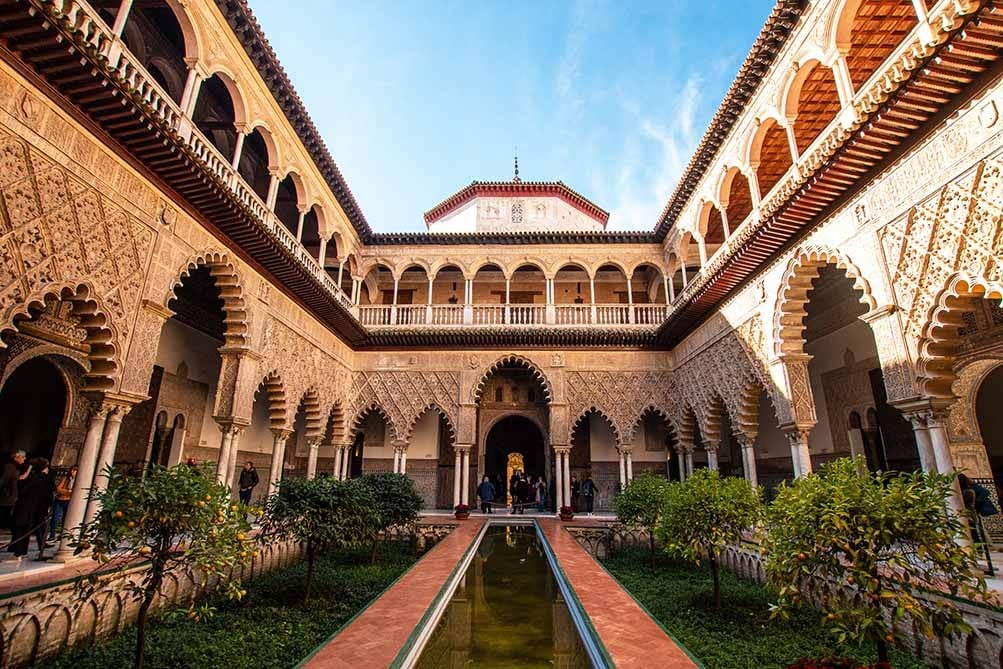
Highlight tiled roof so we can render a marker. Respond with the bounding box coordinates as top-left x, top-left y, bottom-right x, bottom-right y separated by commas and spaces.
423, 180, 610, 226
